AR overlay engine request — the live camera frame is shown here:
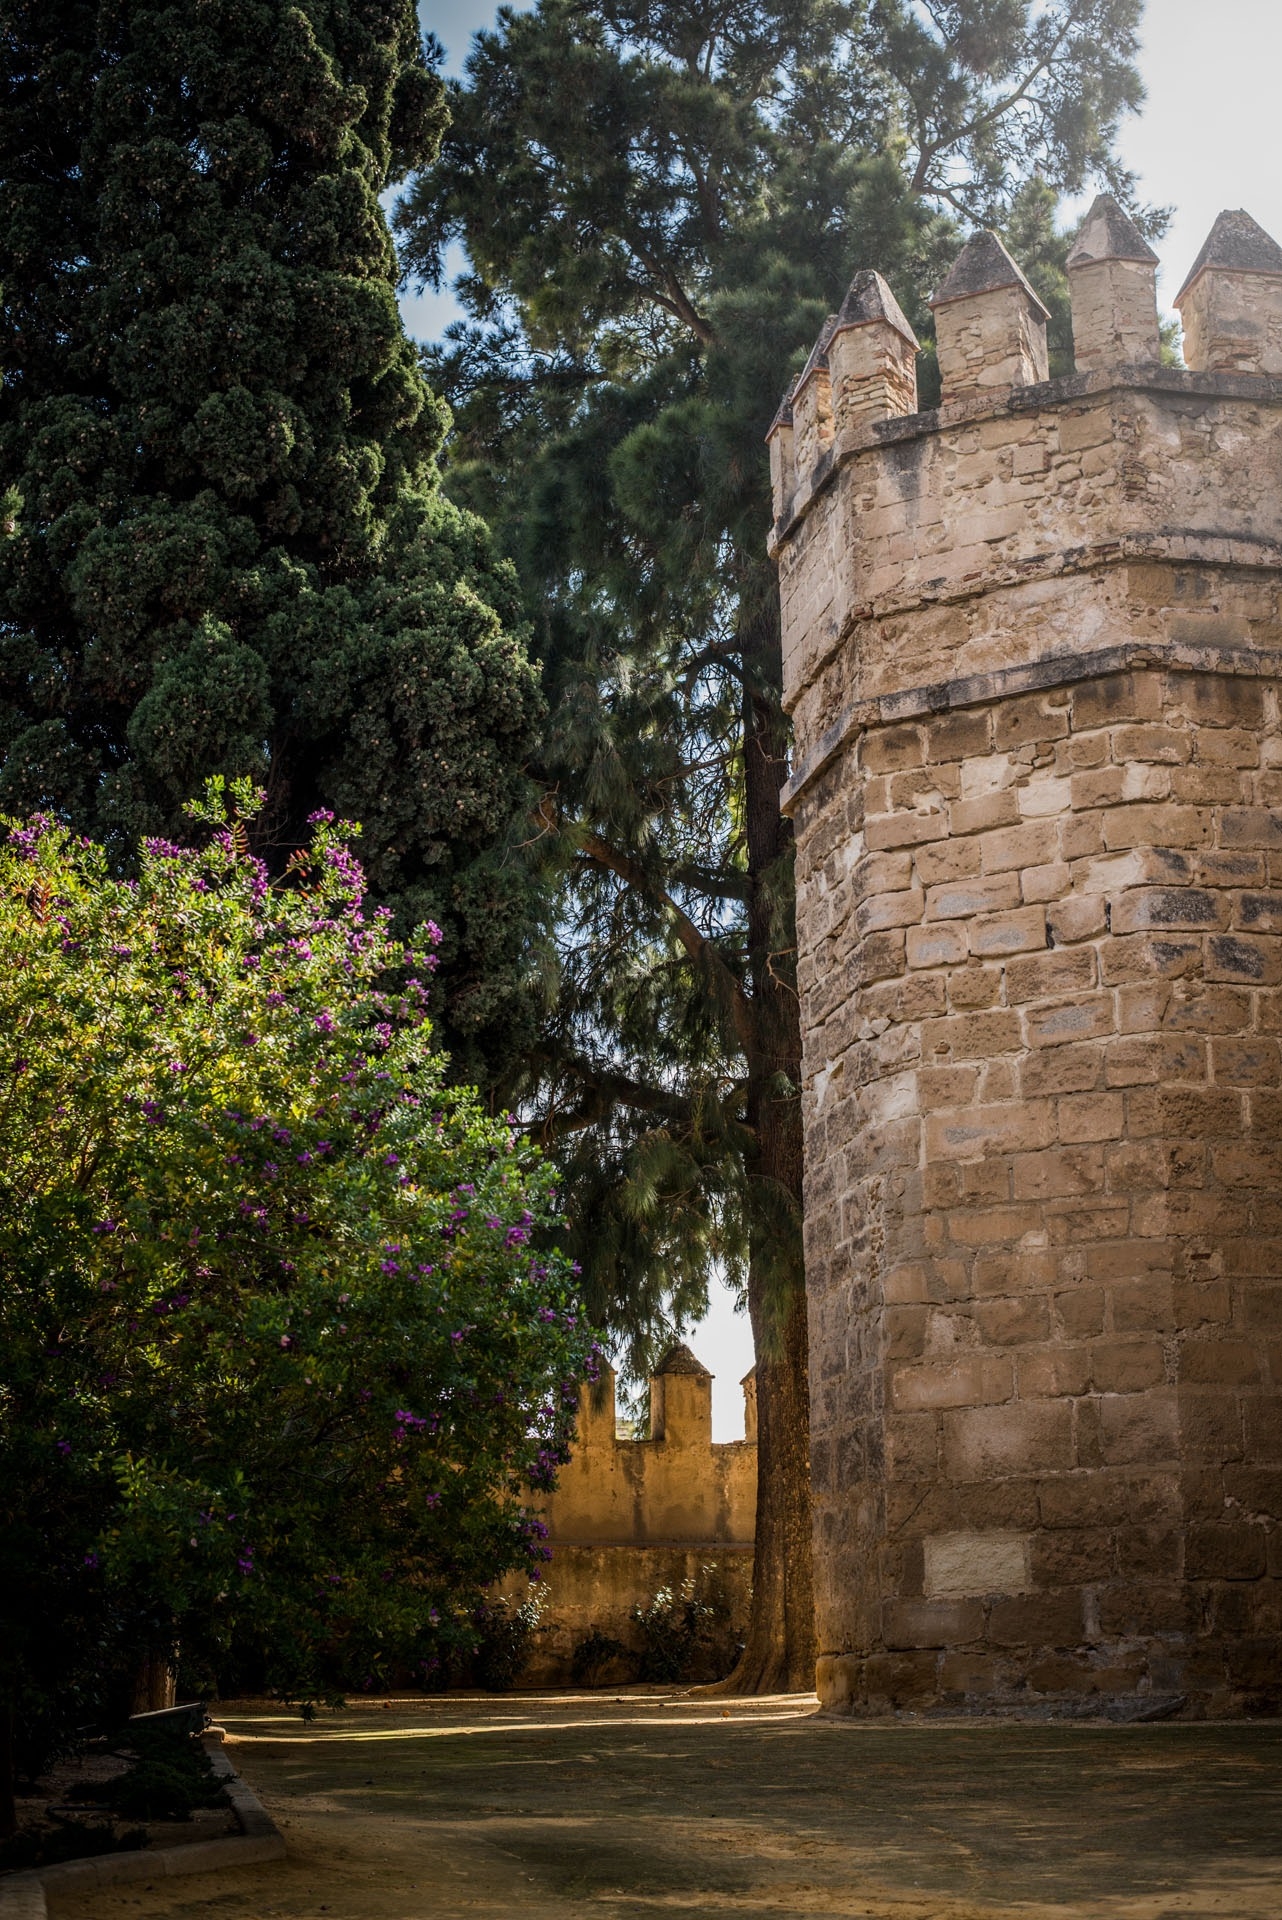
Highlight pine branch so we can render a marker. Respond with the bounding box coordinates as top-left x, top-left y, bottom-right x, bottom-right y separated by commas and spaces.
573, 827, 754, 1053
